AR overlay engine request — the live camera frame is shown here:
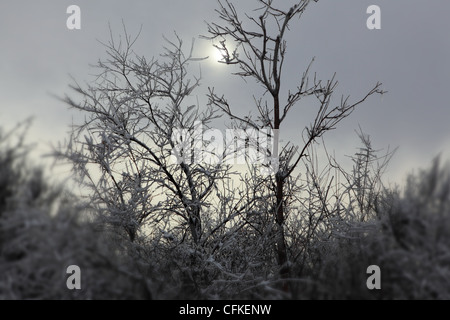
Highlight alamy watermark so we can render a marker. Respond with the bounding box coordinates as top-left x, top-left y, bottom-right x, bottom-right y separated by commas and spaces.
66, 4, 381, 31
66, 5, 81, 30
66, 265, 81, 290
367, 5, 381, 30
366, 265, 381, 290
170, 122, 280, 175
